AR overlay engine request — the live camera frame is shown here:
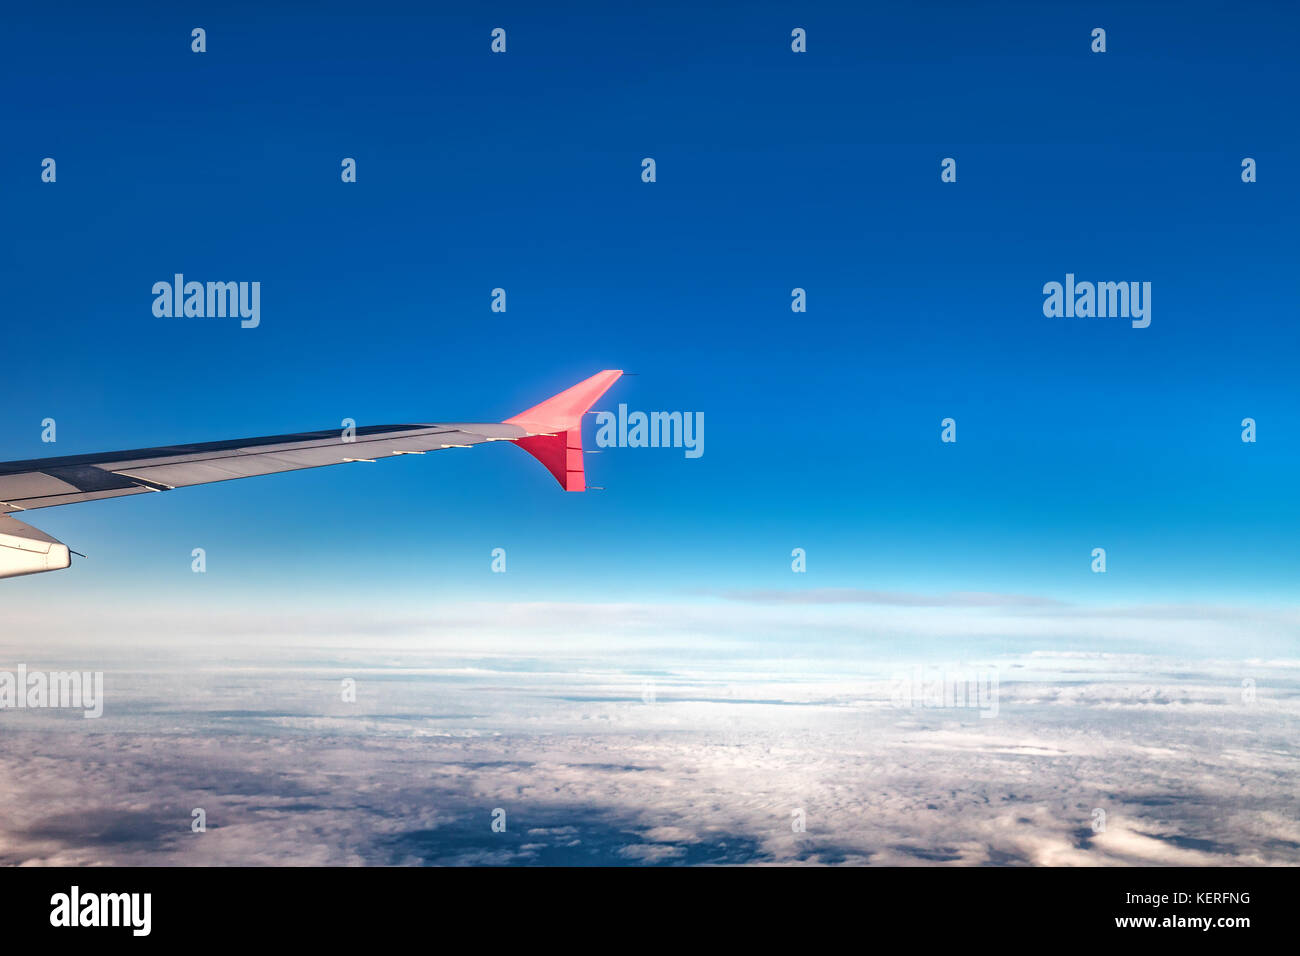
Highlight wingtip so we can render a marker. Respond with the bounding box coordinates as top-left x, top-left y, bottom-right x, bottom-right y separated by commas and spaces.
504, 370, 625, 491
